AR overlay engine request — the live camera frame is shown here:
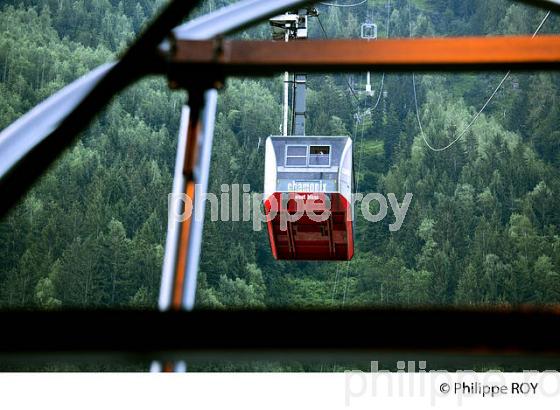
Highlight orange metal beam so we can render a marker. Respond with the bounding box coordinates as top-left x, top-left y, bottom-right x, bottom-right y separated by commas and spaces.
168, 35, 560, 76
171, 92, 203, 311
